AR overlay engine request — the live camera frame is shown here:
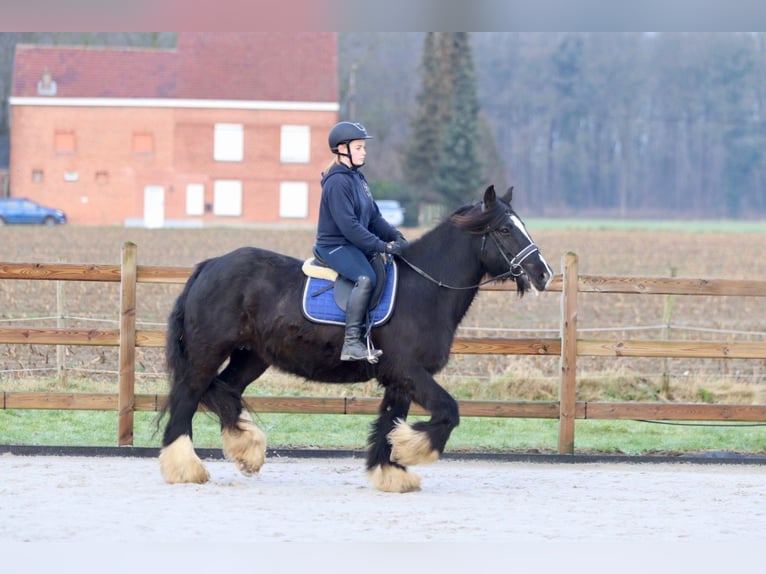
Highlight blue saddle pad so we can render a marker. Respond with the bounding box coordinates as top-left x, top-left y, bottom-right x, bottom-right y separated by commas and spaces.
301, 260, 398, 327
